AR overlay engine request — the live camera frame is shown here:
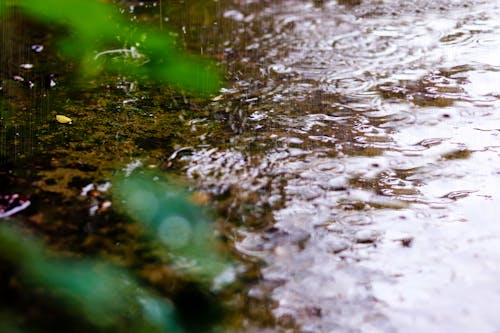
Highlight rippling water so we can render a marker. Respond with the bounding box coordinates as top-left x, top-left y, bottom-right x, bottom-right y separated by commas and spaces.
184, 1, 500, 331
